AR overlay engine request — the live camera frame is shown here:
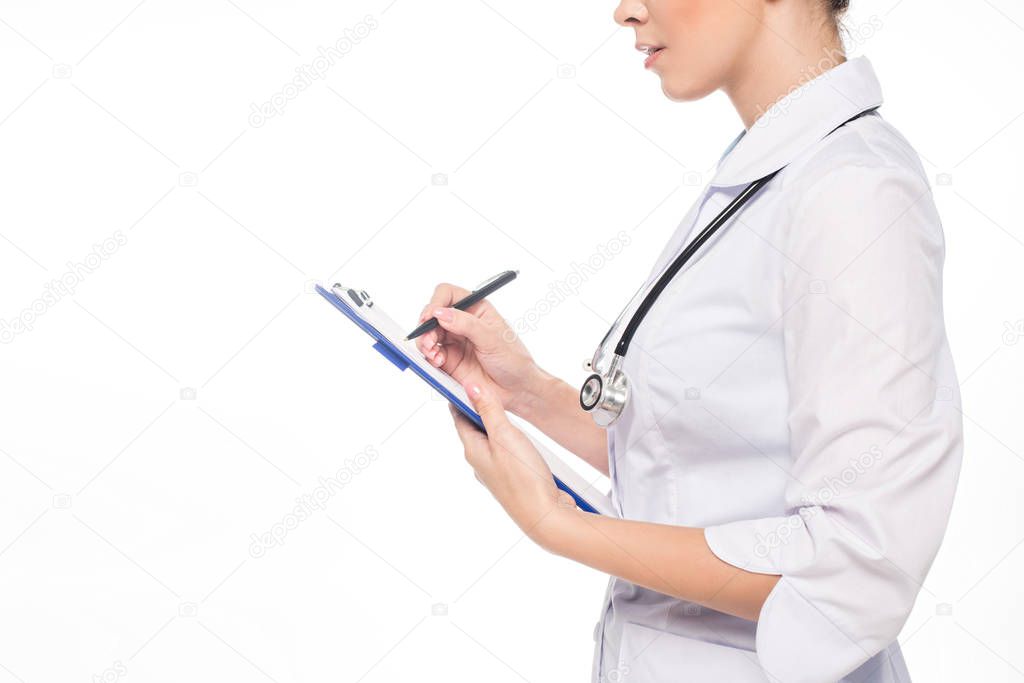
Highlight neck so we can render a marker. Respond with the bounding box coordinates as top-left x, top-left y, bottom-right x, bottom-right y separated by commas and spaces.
724, 22, 846, 129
